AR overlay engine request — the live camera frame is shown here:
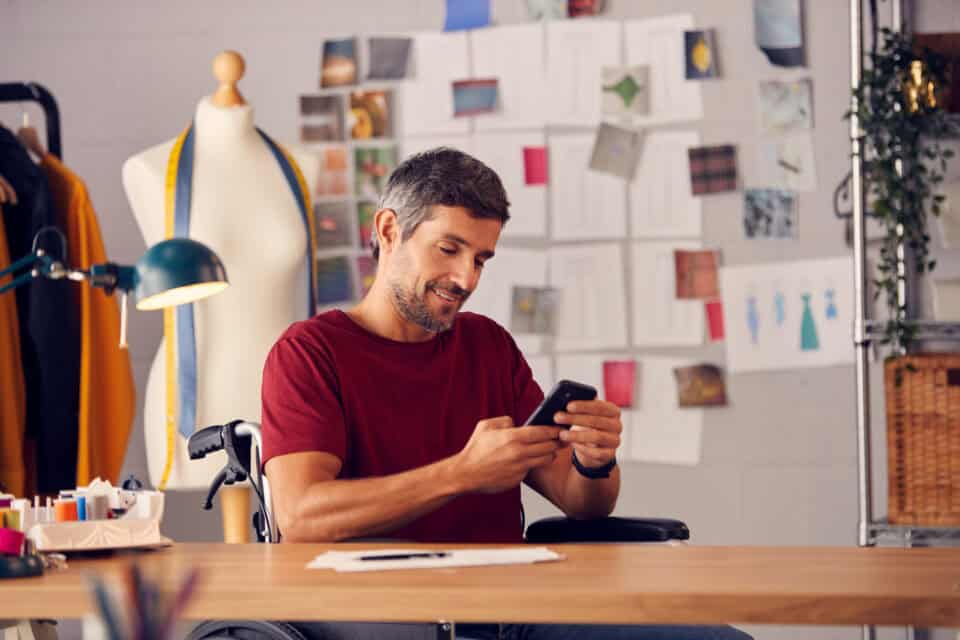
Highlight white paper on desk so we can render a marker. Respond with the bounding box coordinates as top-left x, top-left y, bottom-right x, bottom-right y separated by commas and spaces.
631, 241, 705, 347
472, 24, 546, 131
473, 131, 547, 237
401, 135, 474, 161
399, 32, 470, 137
549, 133, 627, 240
547, 21, 622, 126
628, 356, 704, 466
625, 15, 704, 127
549, 243, 628, 352
756, 132, 817, 192
631, 130, 702, 239
307, 547, 562, 572
719, 257, 854, 373
464, 248, 548, 354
